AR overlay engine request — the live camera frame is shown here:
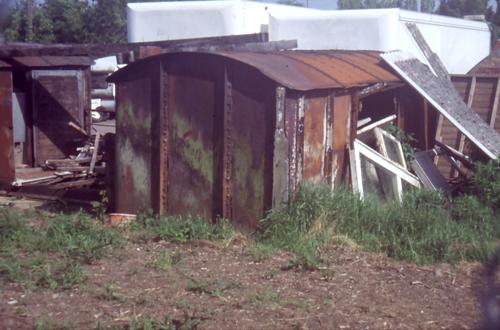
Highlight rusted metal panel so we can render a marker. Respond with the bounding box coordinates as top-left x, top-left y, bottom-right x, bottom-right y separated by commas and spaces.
331, 94, 351, 187
31, 70, 86, 165
115, 76, 154, 214
0, 71, 15, 186
272, 86, 288, 208
111, 50, 401, 92
218, 50, 400, 91
159, 61, 169, 214
109, 50, 404, 227
166, 56, 221, 220
222, 66, 233, 221
303, 95, 327, 183
230, 63, 275, 229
